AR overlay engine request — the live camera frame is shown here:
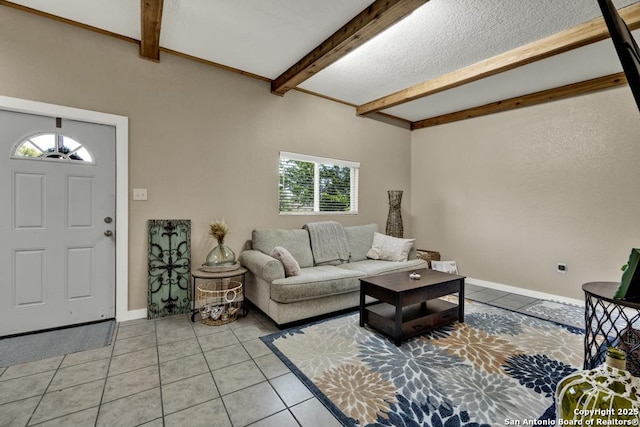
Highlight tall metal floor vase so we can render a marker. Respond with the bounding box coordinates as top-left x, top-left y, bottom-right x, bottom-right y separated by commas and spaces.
386, 190, 404, 238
